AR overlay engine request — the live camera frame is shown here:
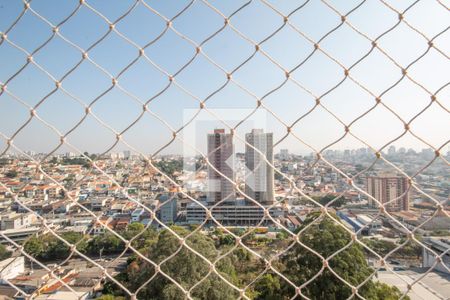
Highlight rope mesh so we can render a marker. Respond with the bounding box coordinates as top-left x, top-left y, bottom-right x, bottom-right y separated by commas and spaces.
0, 0, 449, 299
